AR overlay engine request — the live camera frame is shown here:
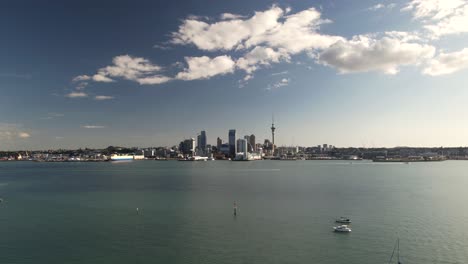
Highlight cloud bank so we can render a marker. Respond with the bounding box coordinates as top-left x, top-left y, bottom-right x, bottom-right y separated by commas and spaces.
73, 3, 468, 87
0, 123, 31, 141
403, 0, 468, 38
423, 48, 468, 75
